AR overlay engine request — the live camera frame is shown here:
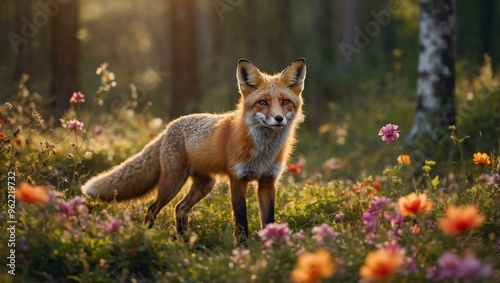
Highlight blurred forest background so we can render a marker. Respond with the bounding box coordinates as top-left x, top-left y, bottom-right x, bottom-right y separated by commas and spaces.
1, 0, 499, 178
